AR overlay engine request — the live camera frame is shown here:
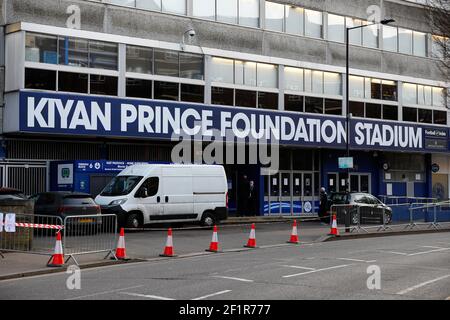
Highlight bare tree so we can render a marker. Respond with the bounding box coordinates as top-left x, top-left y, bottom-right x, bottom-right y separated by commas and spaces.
426, 0, 450, 80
